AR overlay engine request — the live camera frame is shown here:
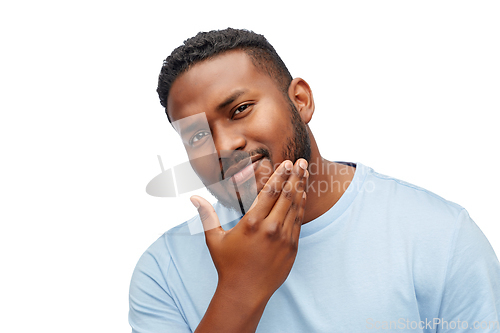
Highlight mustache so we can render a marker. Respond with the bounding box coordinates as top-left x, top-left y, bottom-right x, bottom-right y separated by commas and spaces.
220, 147, 271, 180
